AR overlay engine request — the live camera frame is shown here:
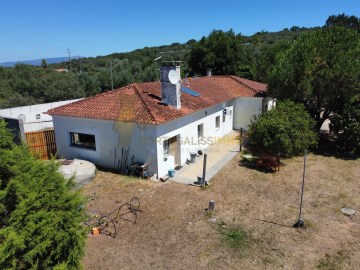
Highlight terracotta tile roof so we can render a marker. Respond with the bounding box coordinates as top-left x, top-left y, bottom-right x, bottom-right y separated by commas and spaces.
47, 76, 267, 125
230, 76, 268, 94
